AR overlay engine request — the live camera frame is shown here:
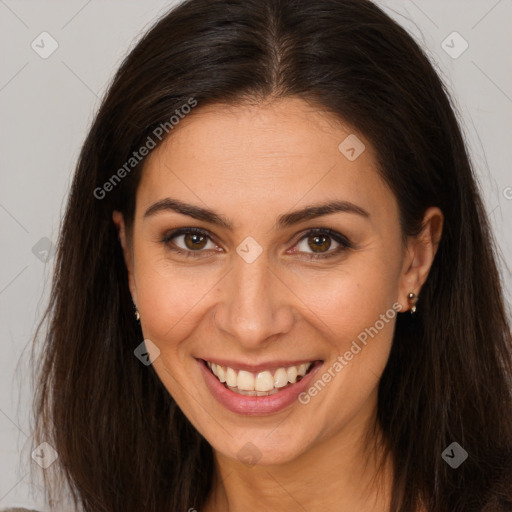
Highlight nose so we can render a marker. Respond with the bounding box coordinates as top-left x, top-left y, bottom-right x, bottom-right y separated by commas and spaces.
213, 252, 296, 350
